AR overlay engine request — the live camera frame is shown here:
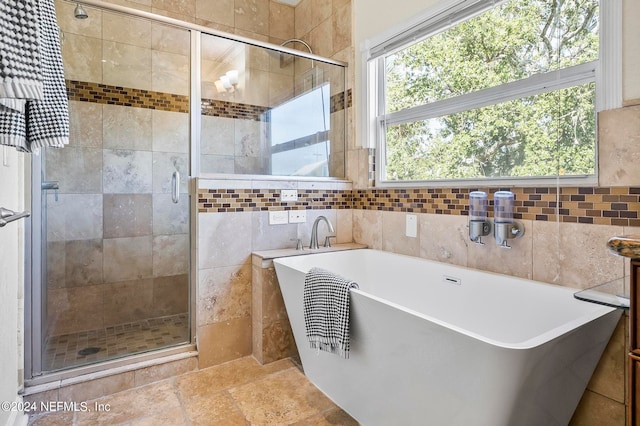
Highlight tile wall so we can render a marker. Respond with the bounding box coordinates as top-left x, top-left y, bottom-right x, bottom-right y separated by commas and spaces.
196, 178, 353, 368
